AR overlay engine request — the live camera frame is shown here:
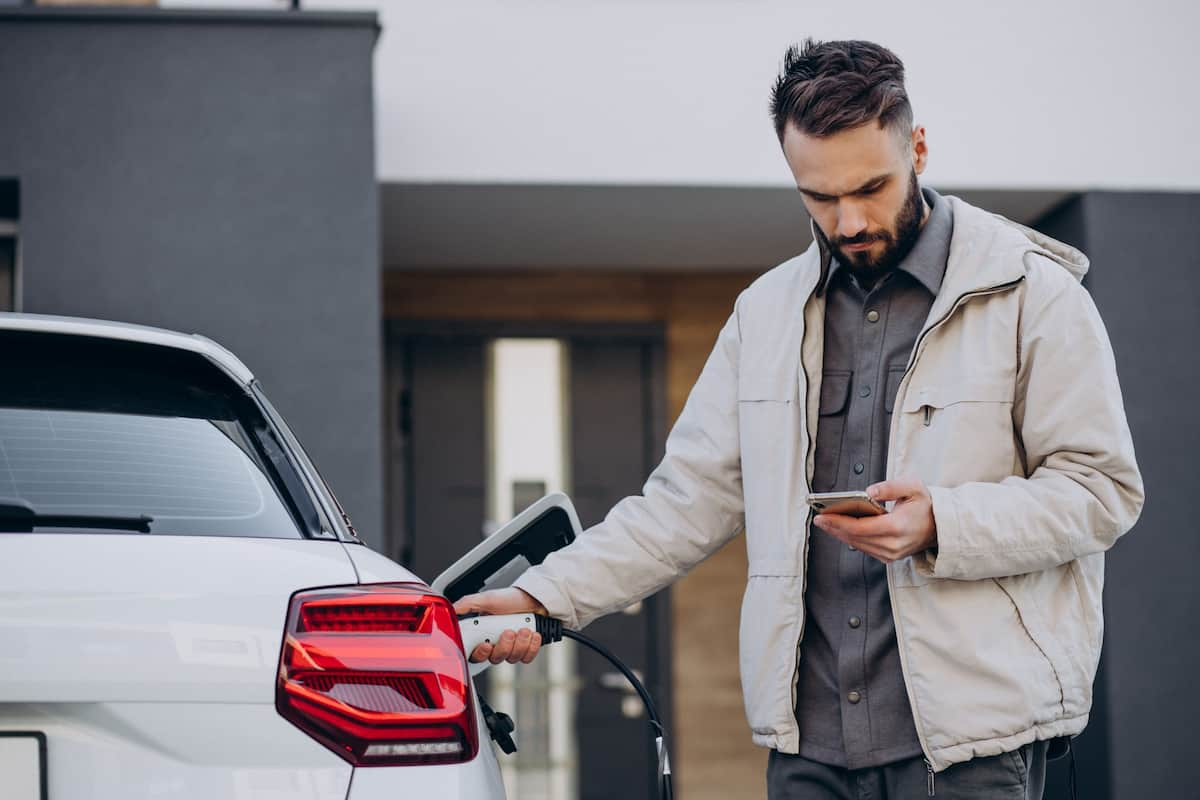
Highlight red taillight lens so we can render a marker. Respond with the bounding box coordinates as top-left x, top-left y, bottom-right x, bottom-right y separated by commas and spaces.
276, 583, 478, 766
